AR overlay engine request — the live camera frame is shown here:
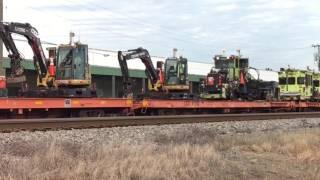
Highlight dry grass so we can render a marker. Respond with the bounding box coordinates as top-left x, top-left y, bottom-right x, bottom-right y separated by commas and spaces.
1, 128, 320, 180
0, 142, 224, 180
